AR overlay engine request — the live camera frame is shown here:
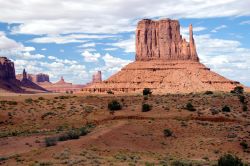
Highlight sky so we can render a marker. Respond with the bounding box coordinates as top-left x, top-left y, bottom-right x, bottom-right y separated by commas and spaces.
0, 0, 250, 86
